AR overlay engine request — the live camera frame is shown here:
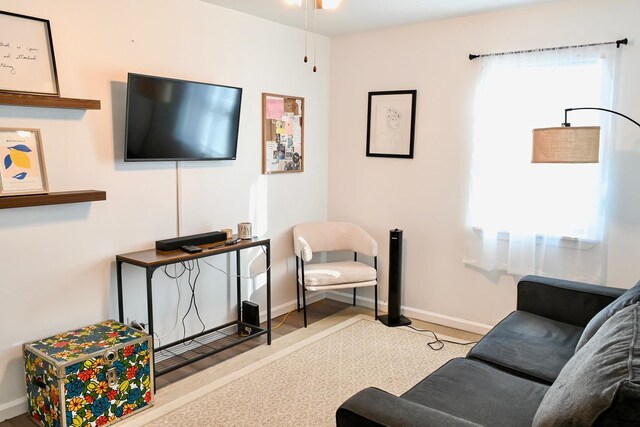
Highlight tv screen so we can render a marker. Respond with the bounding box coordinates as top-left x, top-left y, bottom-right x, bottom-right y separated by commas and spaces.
124, 73, 242, 161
